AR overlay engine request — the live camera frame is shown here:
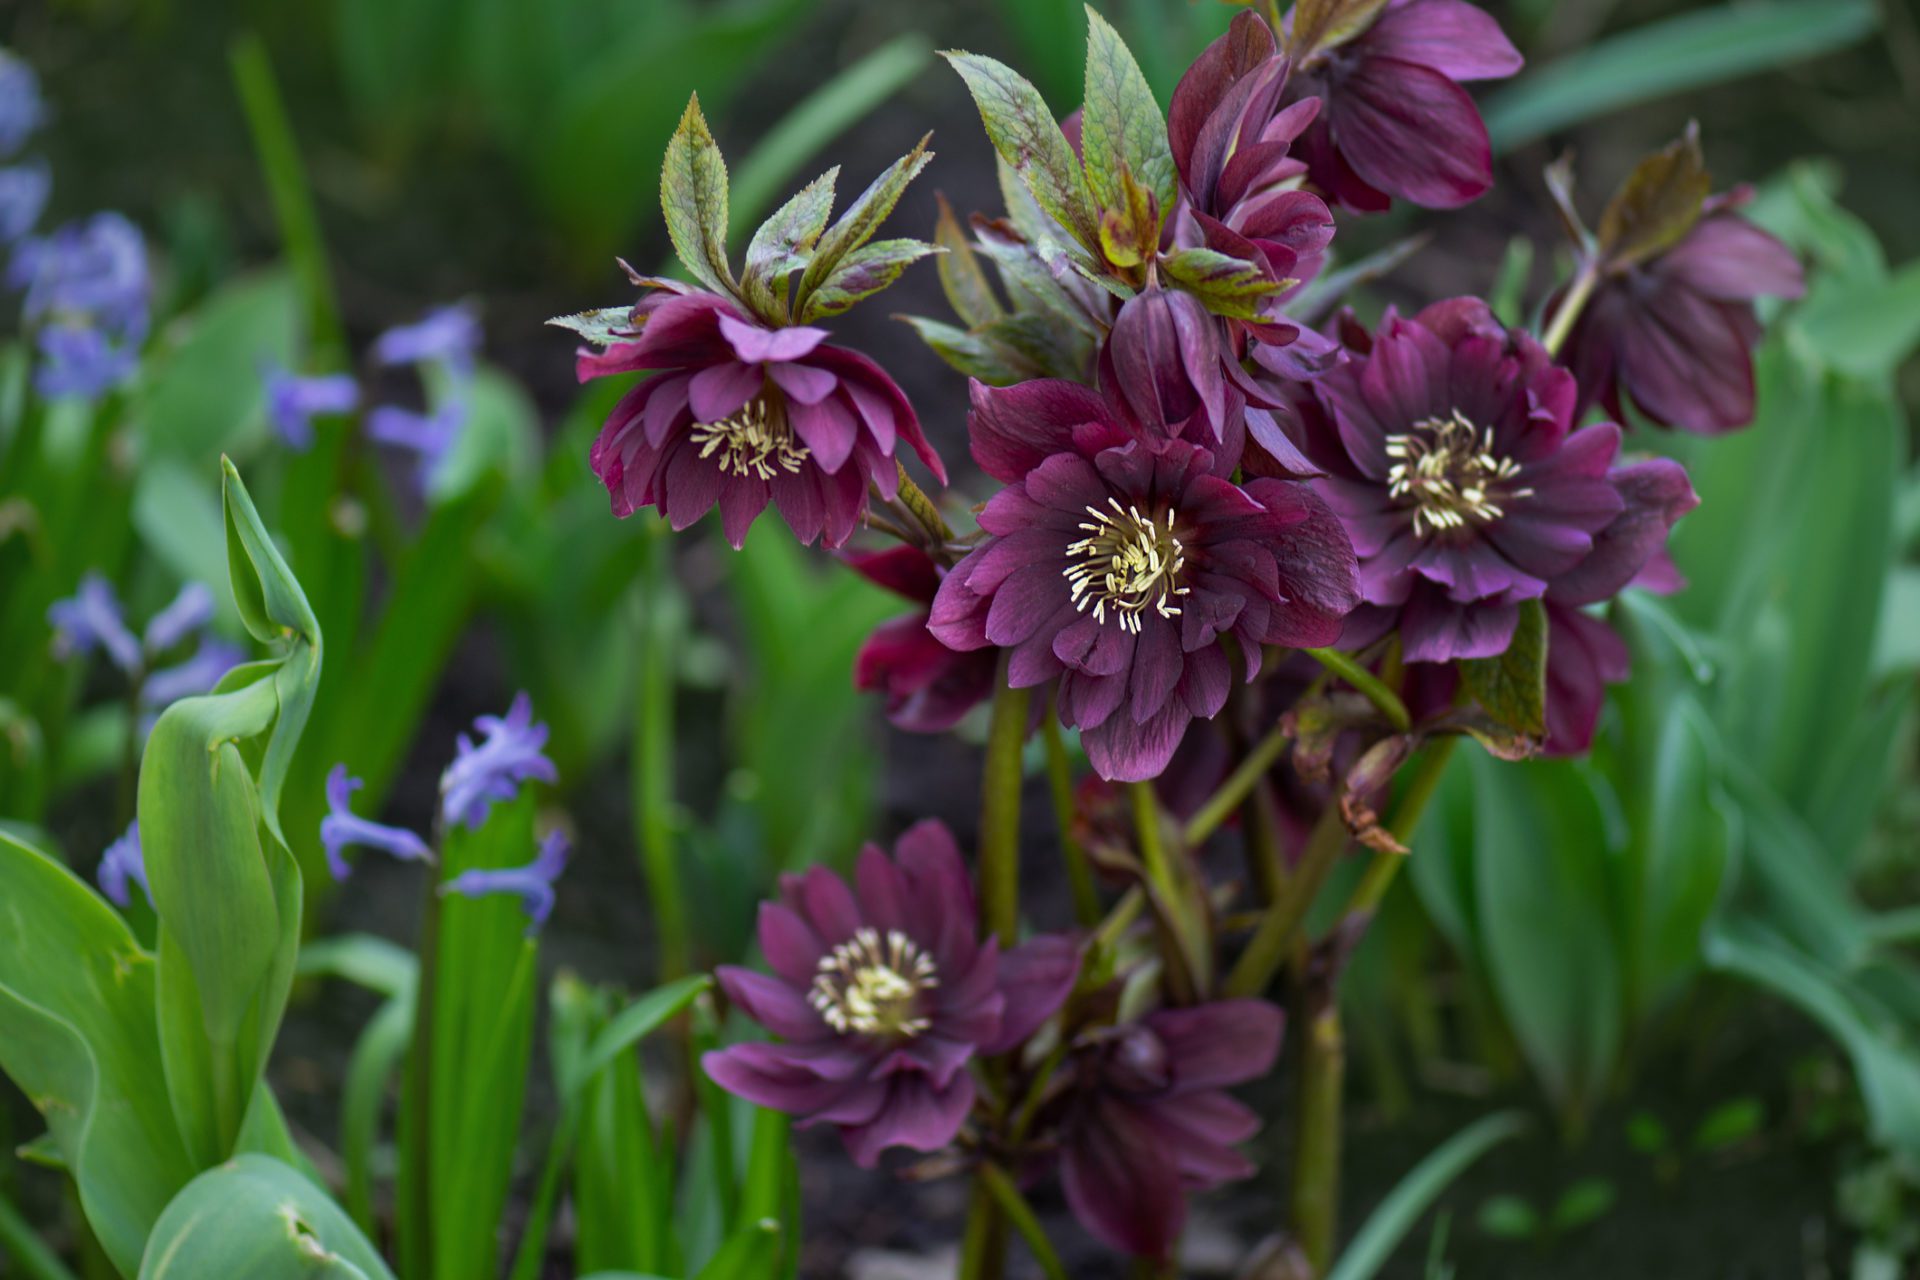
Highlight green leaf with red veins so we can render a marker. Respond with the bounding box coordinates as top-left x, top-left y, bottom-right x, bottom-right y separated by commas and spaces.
795, 138, 932, 315
741, 166, 839, 321
934, 193, 1005, 328
799, 238, 942, 321
1460, 597, 1549, 737
1081, 7, 1175, 226
1597, 124, 1711, 271
945, 51, 1100, 253
1286, 0, 1389, 63
1160, 246, 1293, 319
545, 307, 642, 349
660, 94, 735, 297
